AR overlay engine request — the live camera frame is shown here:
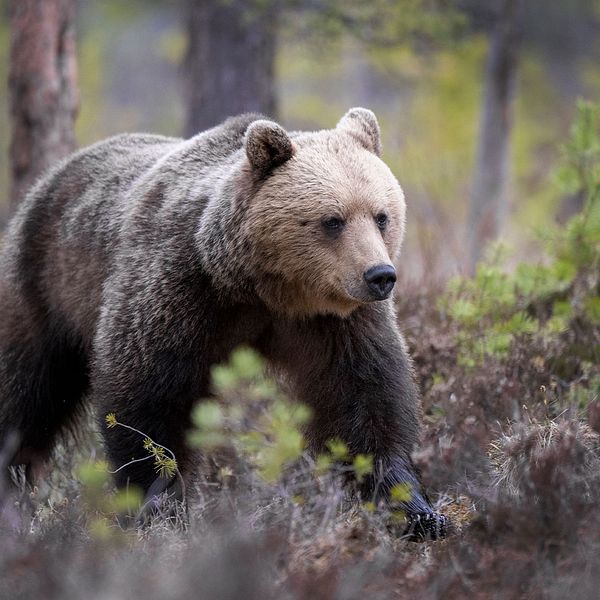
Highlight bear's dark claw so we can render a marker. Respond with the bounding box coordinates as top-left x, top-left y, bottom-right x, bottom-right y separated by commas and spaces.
403, 512, 450, 542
